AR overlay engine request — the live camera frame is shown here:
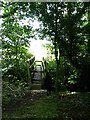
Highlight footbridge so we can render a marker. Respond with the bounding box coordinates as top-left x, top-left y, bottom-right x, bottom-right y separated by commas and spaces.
27, 56, 46, 90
